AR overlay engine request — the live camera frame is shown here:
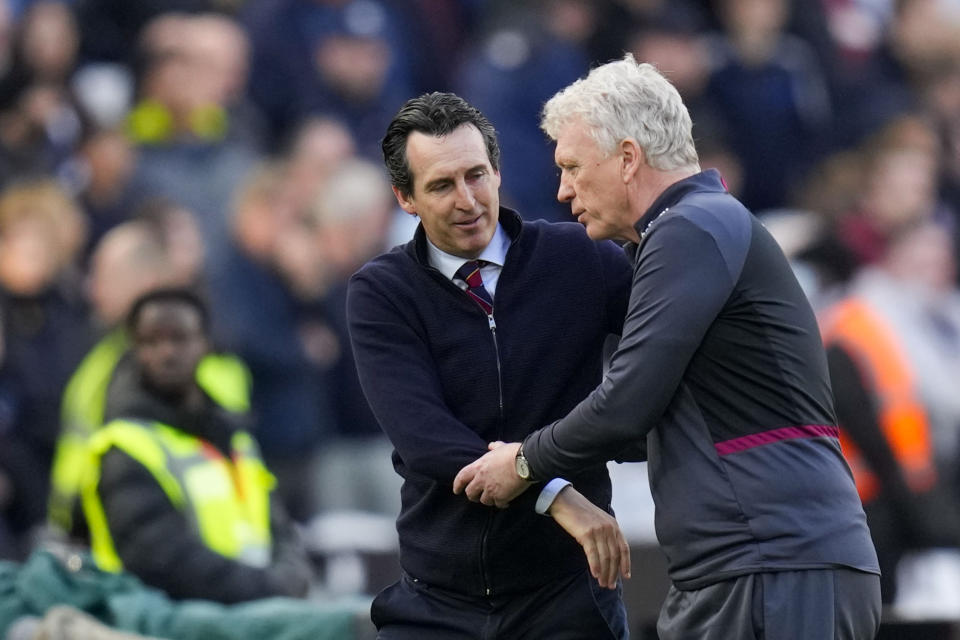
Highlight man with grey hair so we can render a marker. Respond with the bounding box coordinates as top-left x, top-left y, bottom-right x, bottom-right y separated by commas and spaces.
455, 54, 882, 639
